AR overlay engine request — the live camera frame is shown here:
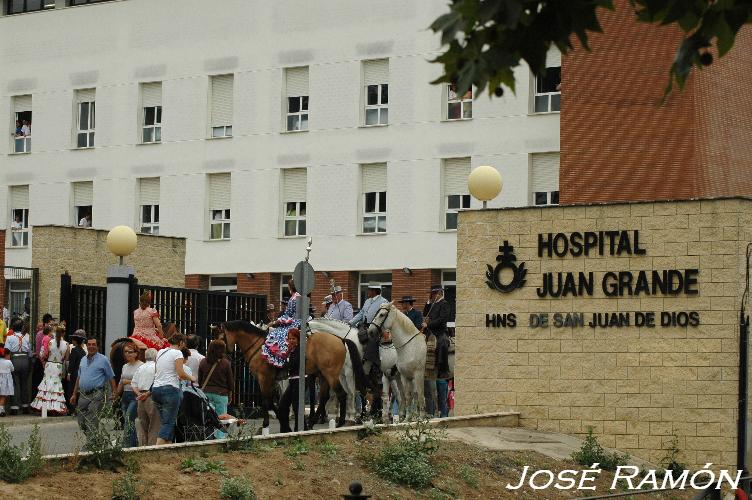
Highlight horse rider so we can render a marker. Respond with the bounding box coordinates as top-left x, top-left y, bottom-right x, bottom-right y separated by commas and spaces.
265, 303, 277, 325
350, 282, 388, 373
321, 295, 333, 318
423, 285, 451, 380
399, 296, 423, 330
277, 298, 288, 319
327, 286, 353, 321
